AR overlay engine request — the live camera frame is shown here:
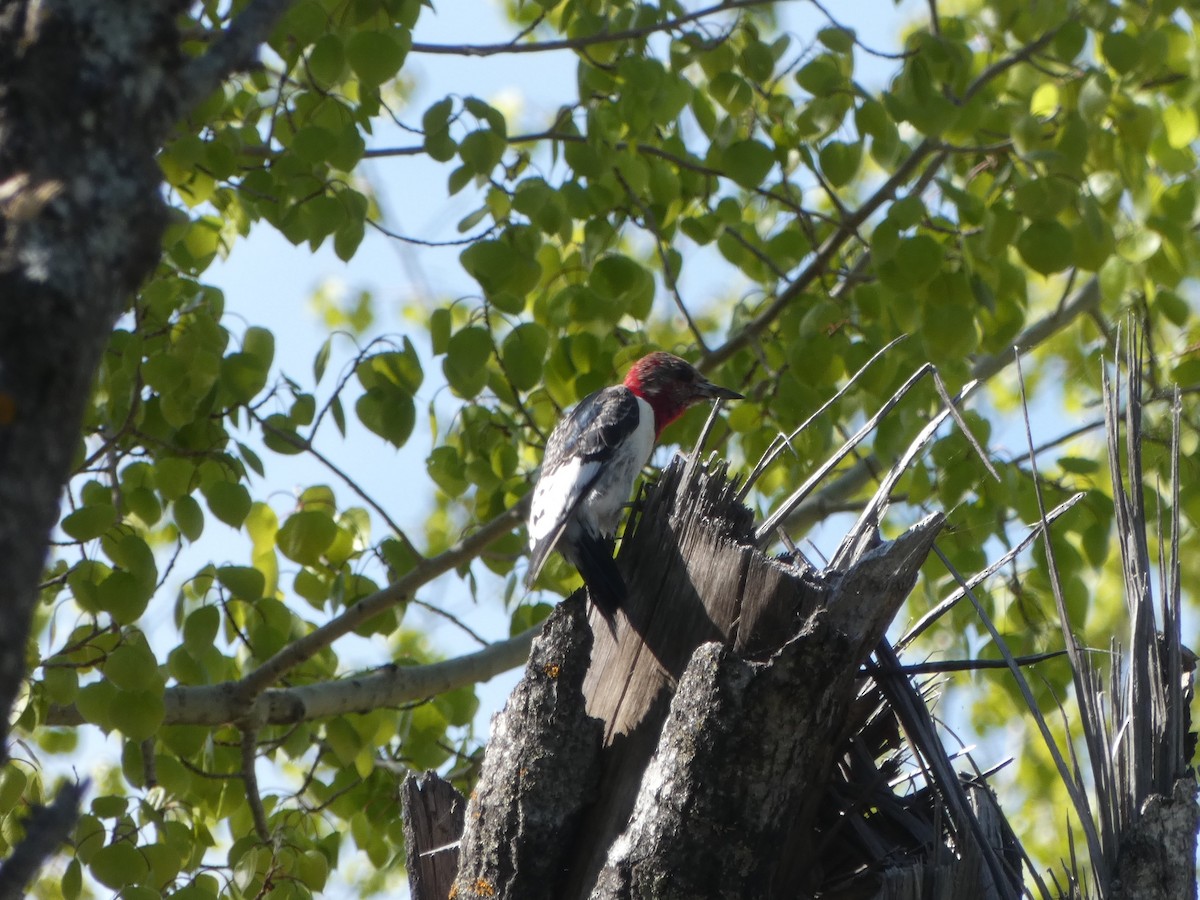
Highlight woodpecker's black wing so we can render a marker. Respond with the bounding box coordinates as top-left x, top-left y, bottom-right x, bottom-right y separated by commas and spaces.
525, 385, 642, 589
